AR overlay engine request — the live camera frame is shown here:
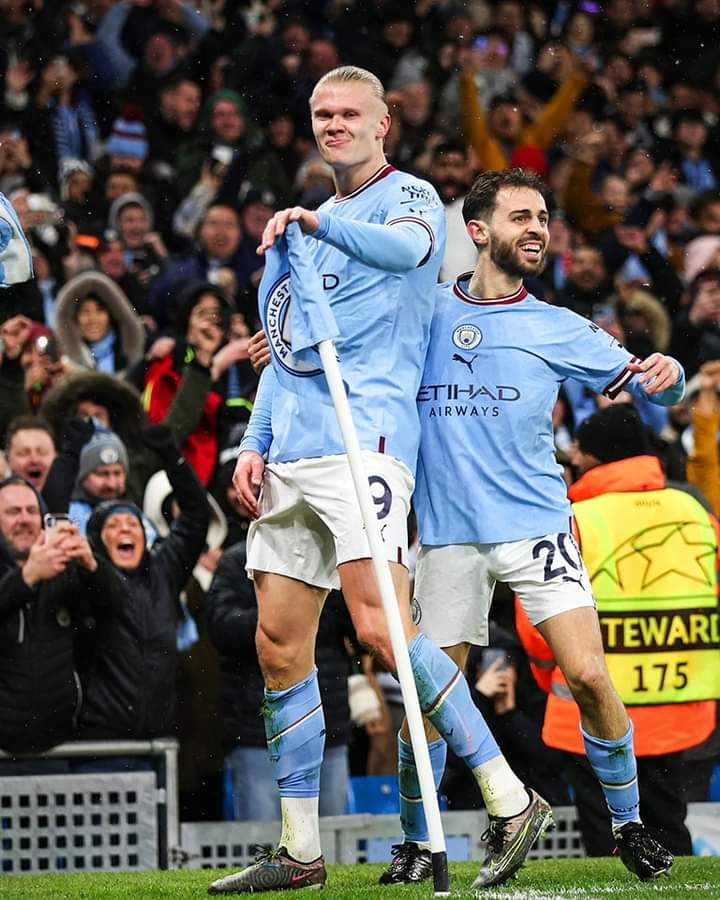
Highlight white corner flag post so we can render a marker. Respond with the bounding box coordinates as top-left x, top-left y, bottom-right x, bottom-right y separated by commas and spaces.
317, 340, 450, 896
280, 221, 448, 893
